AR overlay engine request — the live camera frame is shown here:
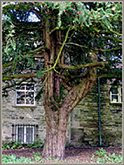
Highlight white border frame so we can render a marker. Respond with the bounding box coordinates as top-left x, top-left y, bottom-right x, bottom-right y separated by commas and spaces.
110, 87, 122, 103
15, 82, 36, 106
16, 125, 35, 144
